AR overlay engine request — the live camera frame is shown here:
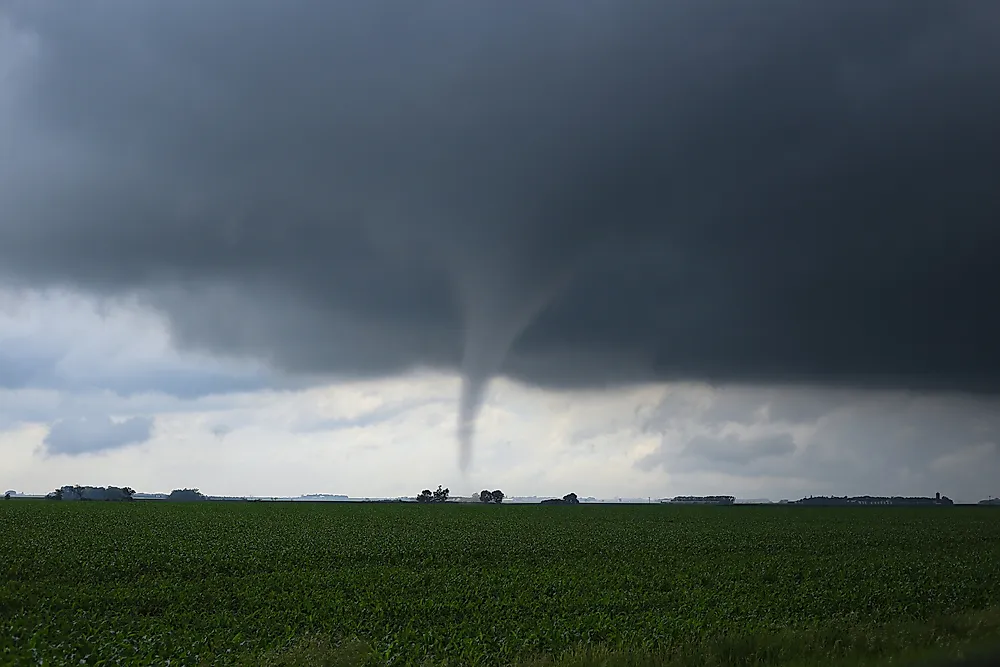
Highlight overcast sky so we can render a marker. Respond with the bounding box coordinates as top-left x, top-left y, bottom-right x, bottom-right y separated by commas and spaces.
2, 2, 999, 501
